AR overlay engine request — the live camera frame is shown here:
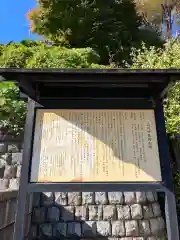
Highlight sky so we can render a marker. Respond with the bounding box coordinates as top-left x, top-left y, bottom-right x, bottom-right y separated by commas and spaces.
0, 0, 41, 44
0, 0, 180, 44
